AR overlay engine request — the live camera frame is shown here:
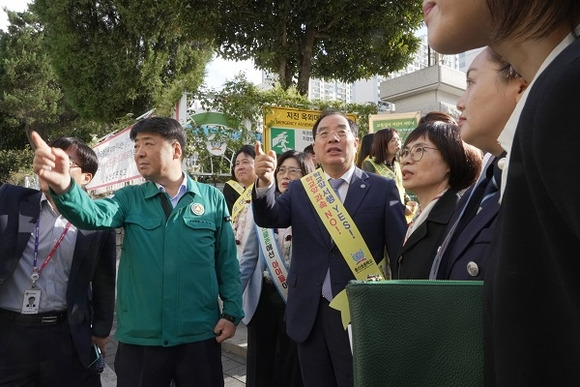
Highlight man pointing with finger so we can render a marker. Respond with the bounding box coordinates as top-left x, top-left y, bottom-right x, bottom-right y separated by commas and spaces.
252, 110, 406, 387
32, 117, 243, 387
